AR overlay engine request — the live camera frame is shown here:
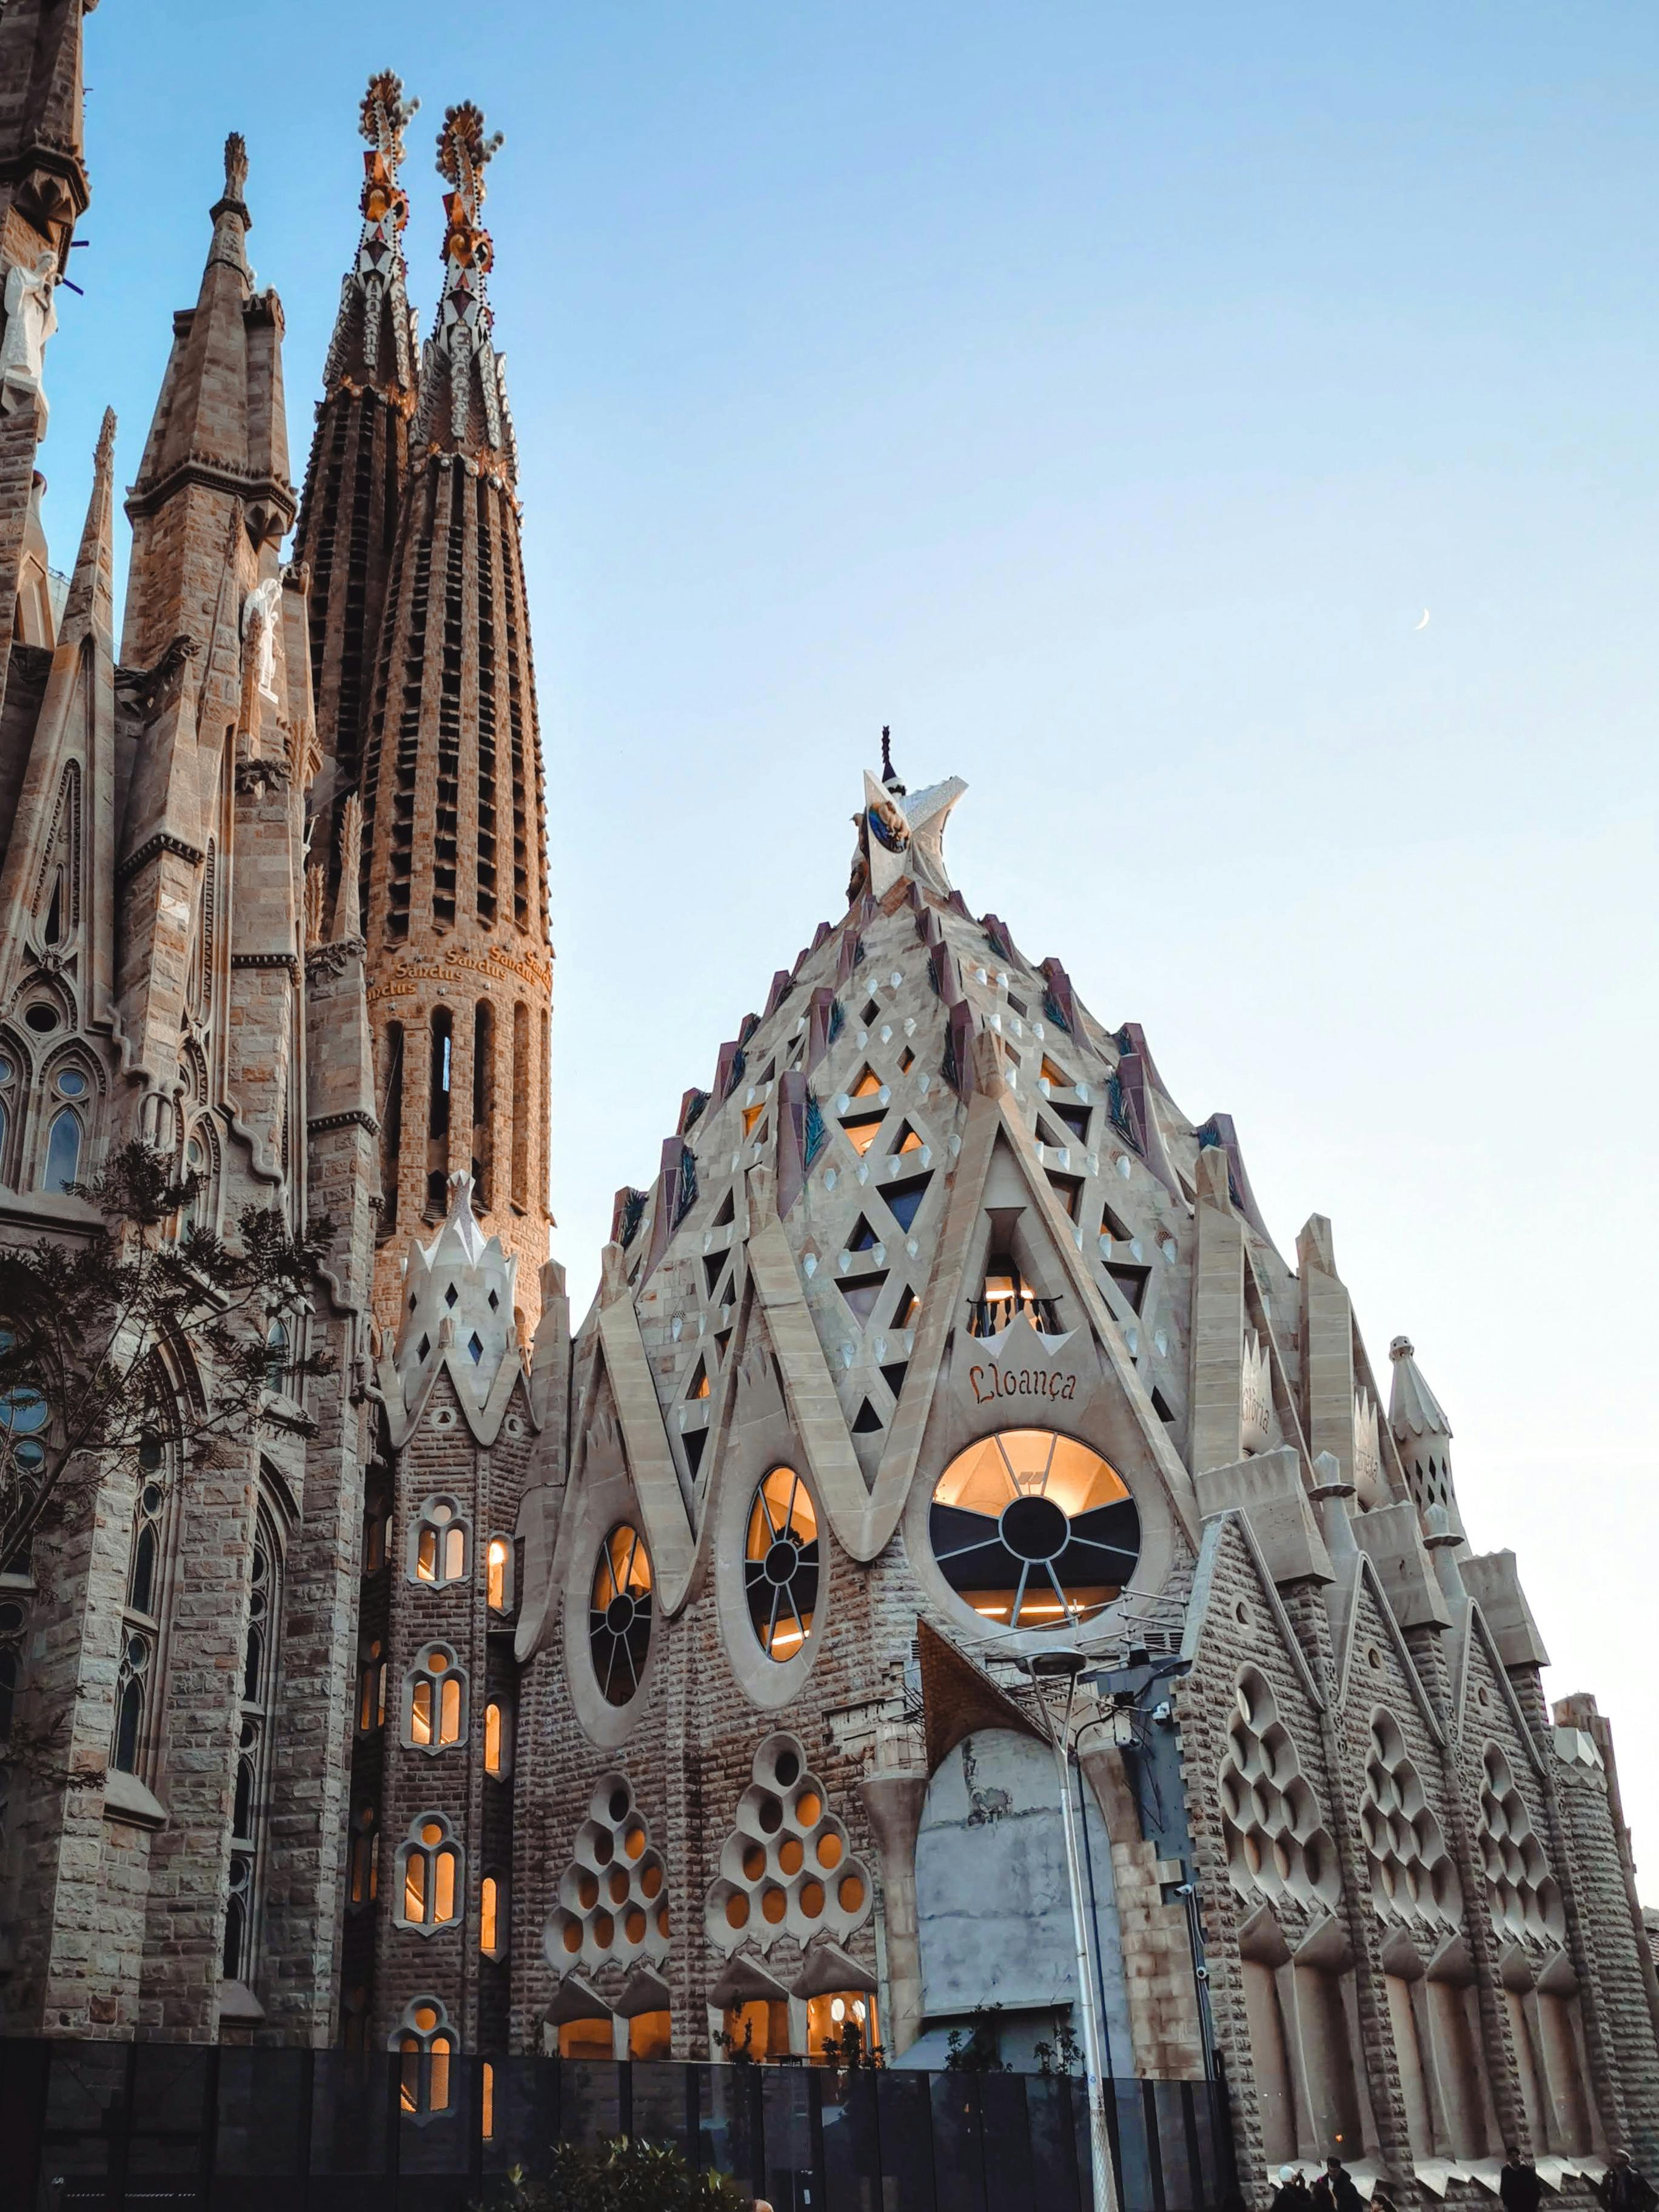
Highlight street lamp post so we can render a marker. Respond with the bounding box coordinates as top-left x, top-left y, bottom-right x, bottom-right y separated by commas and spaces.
1026, 1649, 1121, 2212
